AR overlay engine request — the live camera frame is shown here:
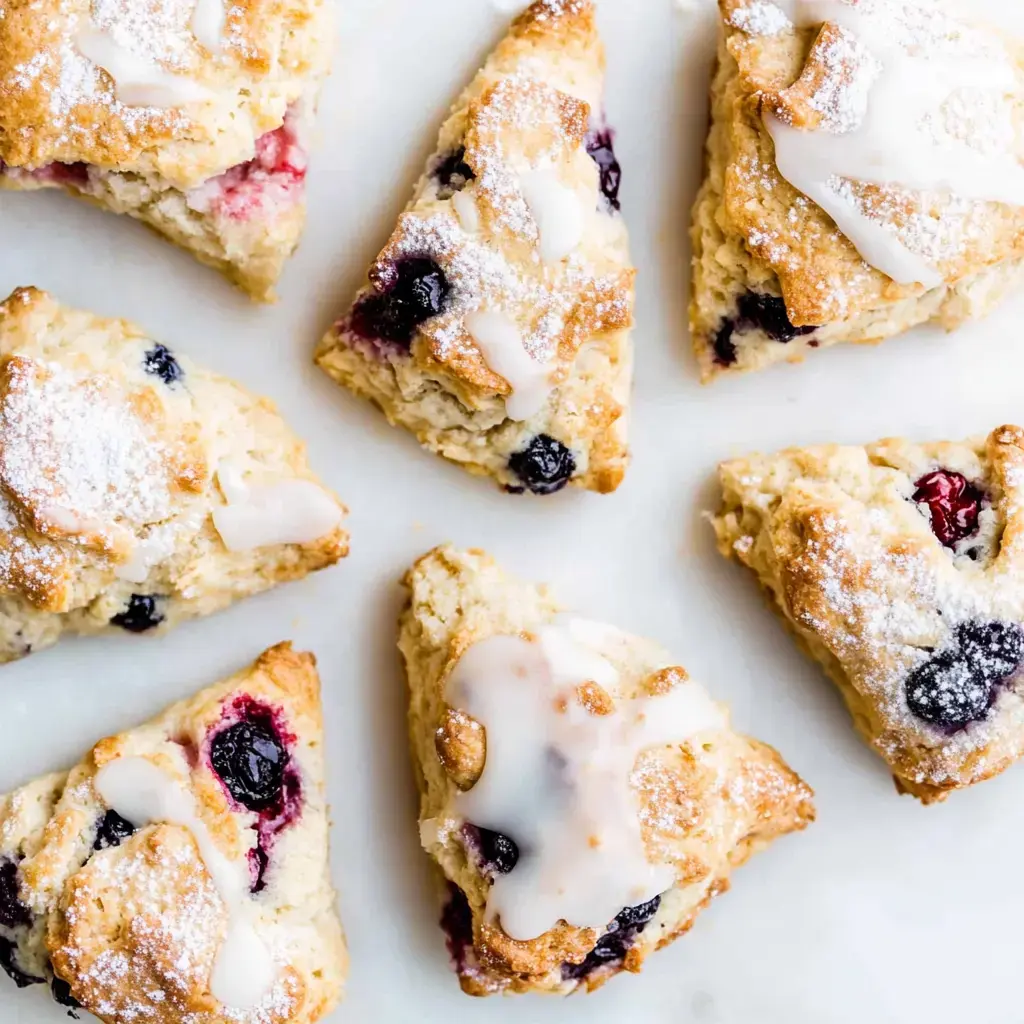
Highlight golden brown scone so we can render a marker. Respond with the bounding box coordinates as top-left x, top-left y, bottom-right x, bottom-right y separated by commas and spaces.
0, 287, 347, 663
690, 0, 1024, 379
713, 427, 1024, 802
0, 0, 333, 300
0, 643, 346, 1023
316, 0, 635, 496
400, 546, 814, 996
